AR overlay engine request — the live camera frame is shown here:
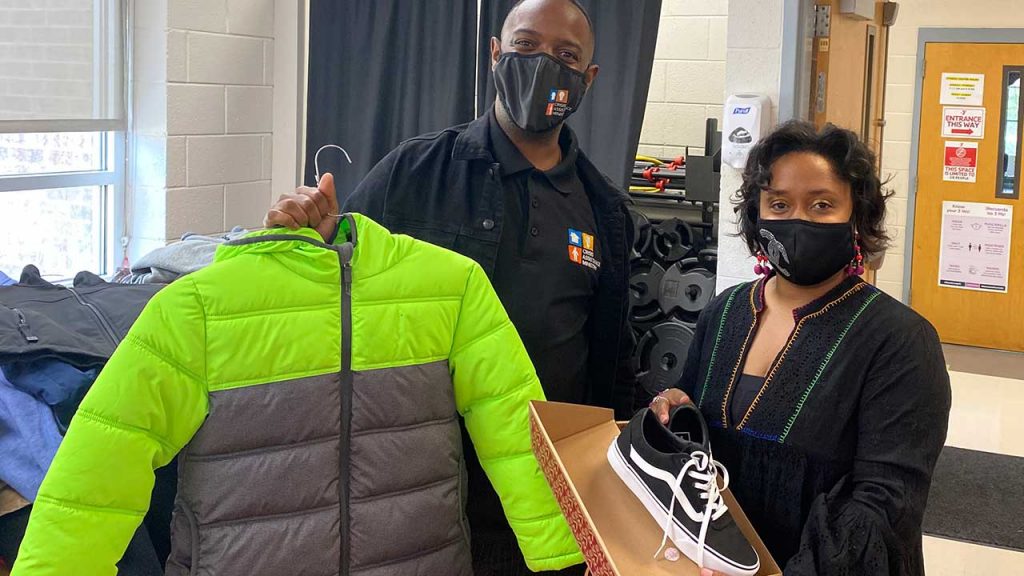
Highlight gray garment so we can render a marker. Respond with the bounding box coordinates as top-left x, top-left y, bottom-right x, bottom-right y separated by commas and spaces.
129, 228, 248, 284
163, 367, 473, 576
